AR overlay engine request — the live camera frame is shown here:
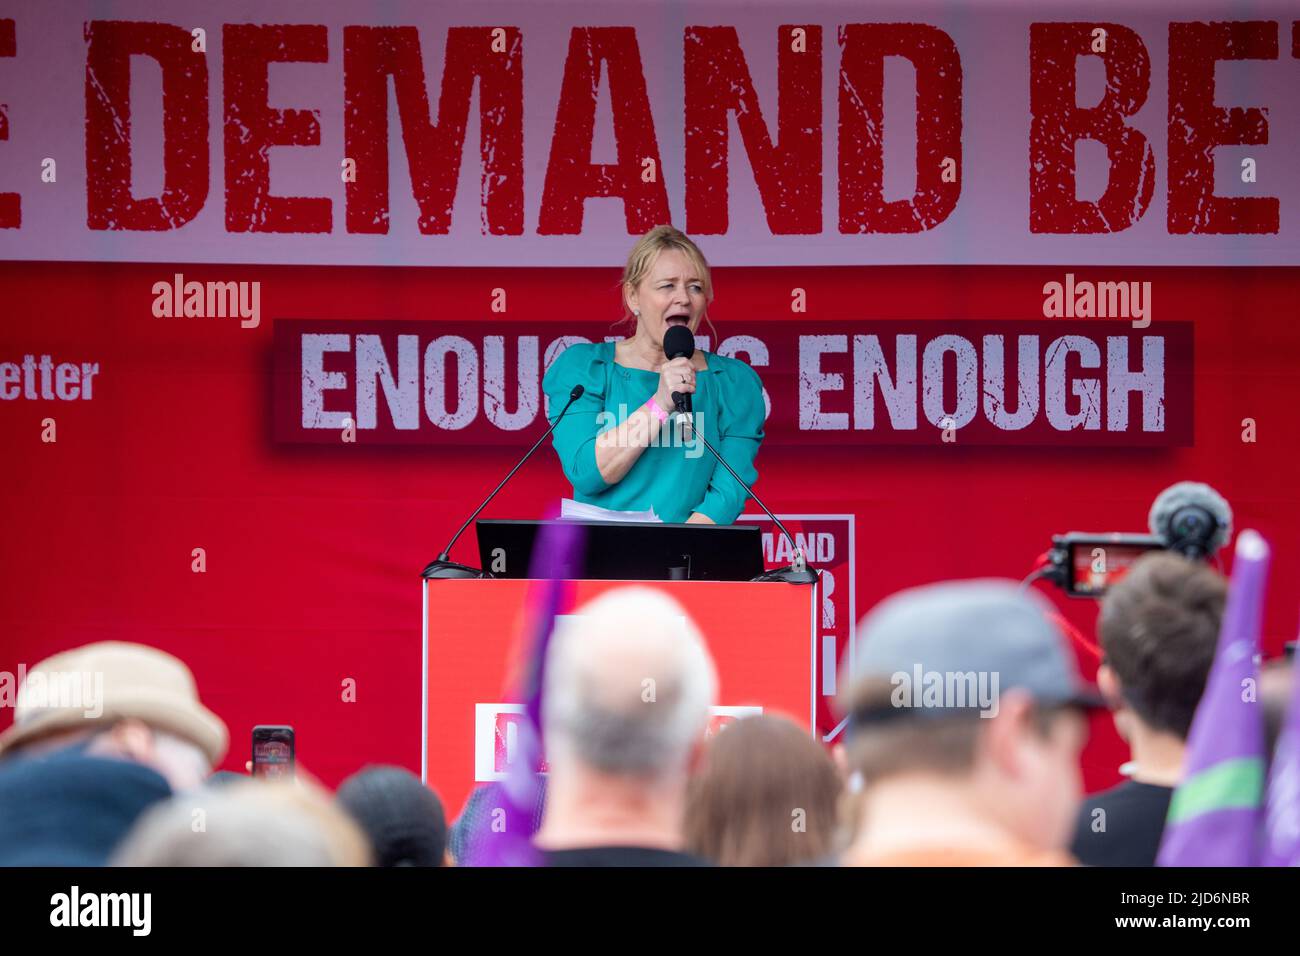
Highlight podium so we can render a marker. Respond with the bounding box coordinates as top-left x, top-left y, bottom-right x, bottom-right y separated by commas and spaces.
422, 578, 816, 815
